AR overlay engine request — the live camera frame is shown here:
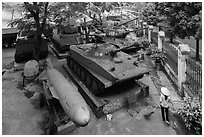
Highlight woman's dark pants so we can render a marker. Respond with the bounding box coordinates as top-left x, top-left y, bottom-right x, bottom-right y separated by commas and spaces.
160, 105, 169, 122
